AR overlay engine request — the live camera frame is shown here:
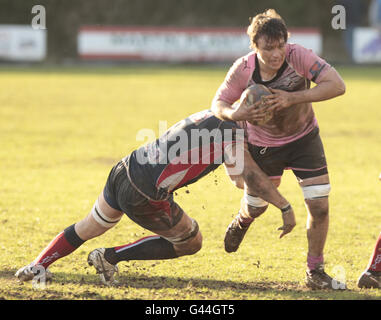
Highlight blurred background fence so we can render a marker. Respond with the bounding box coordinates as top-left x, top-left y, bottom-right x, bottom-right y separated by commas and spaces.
0, 0, 378, 64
